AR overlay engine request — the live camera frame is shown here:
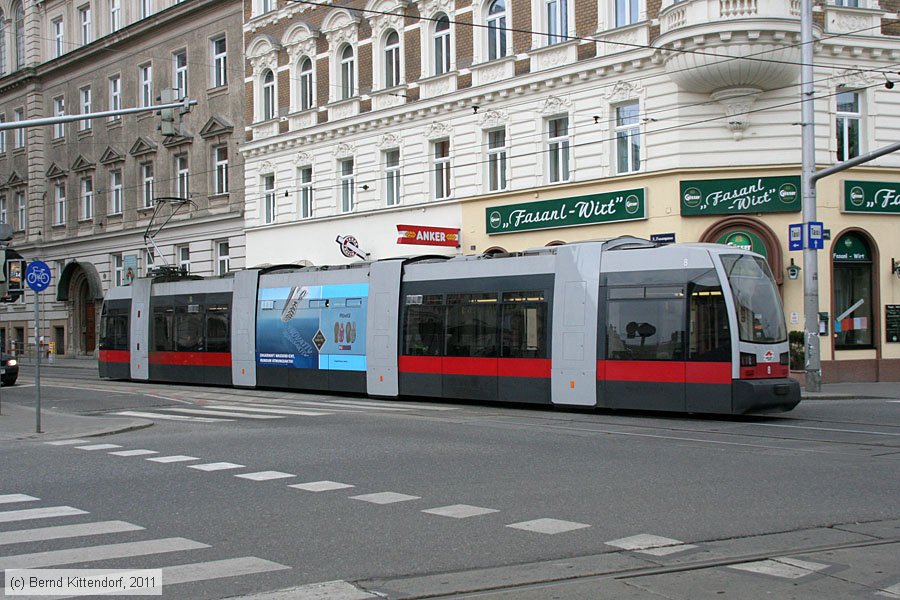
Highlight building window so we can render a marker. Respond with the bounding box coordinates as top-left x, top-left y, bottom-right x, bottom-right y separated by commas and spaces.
144, 249, 155, 274
54, 182, 66, 225
0, 116, 5, 153
834, 0, 859, 5
109, 75, 121, 121
836, 89, 860, 161
79, 6, 92, 45
80, 176, 93, 220
616, 0, 639, 27
13, 108, 25, 148
340, 158, 354, 213
487, 0, 507, 61
434, 14, 451, 76
434, 139, 451, 200
173, 50, 187, 99
547, 116, 570, 183
109, 169, 122, 214
175, 154, 189, 198
833, 233, 873, 349
216, 240, 230, 275
214, 145, 229, 195
16, 190, 25, 229
139, 64, 152, 108
112, 254, 123, 286
298, 166, 313, 219
385, 149, 400, 207
110, 0, 121, 32
141, 163, 154, 208
177, 245, 190, 274
262, 69, 275, 120
261, 0, 274, 14
298, 57, 313, 110
384, 30, 401, 88
487, 129, 507, 192
0, 196, 7, 225
211, 36, 227, 88
140, 0, 153, 19
615, 101, 641, 174
52, 17, 65, 57
545, 0, 568, 45
80, 87, 92, 131
14, 1, 24, 70
340, 45, 355, 100
53, 97, 66, 139
263, 174, 276, 224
